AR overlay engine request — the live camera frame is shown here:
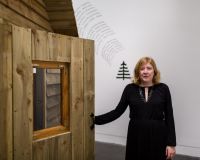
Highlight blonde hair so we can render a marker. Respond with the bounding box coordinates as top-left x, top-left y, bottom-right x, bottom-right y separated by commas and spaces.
132, 57, 160, 84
